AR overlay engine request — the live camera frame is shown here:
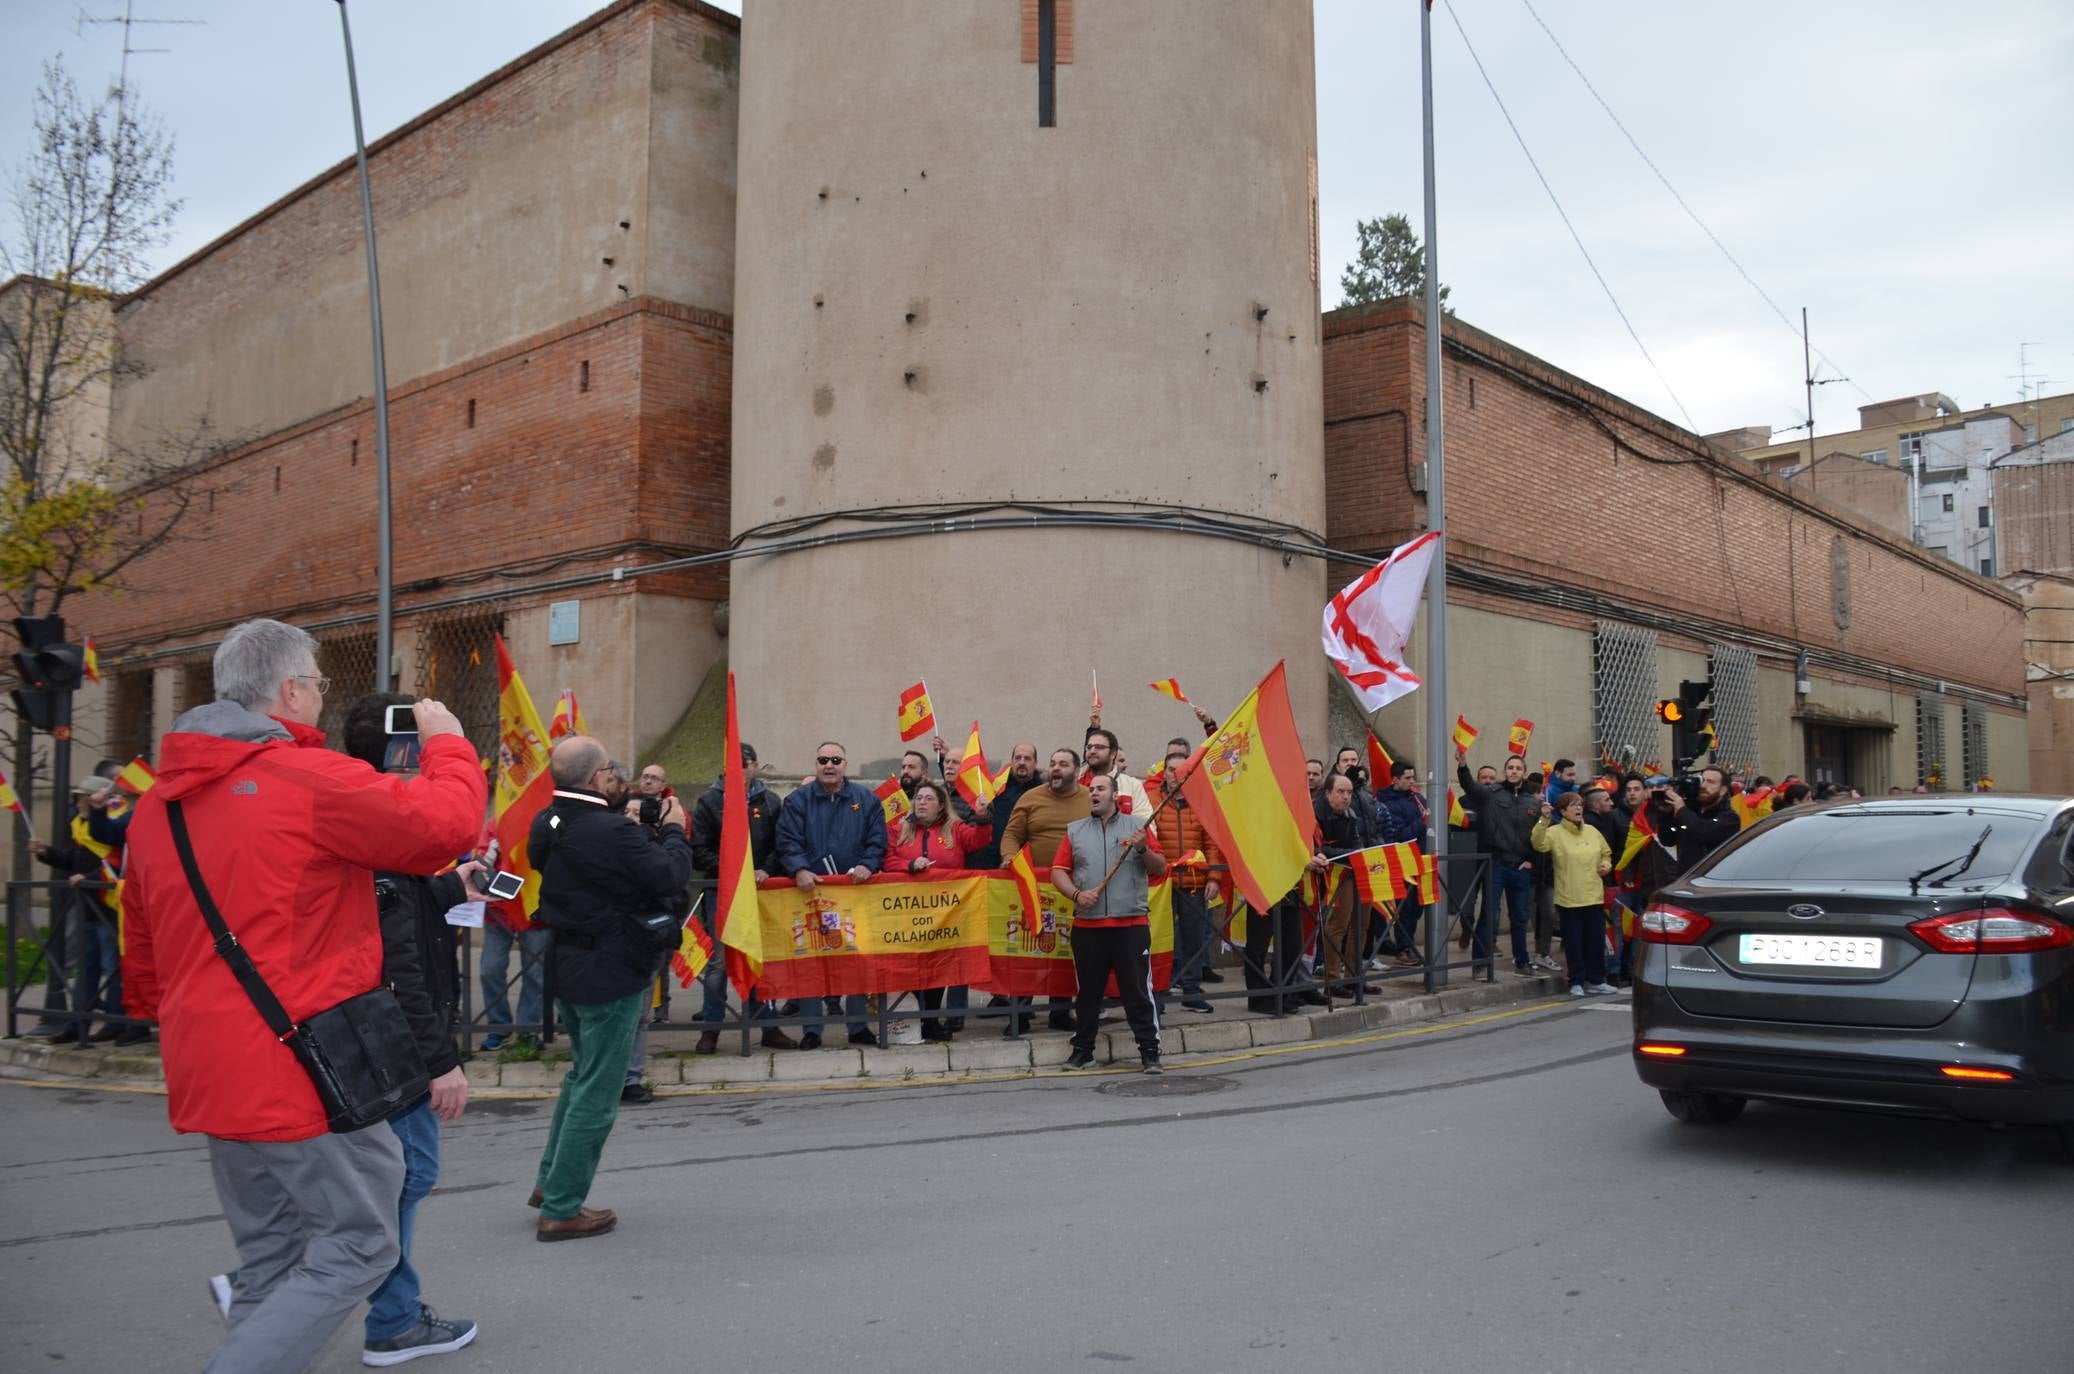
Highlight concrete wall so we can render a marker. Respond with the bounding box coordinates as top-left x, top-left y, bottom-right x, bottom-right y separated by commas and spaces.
728, 0, 1325, 774
1784, 453, 1908, 541
1994, 447, 2074, 576
111, 0, 739, 451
